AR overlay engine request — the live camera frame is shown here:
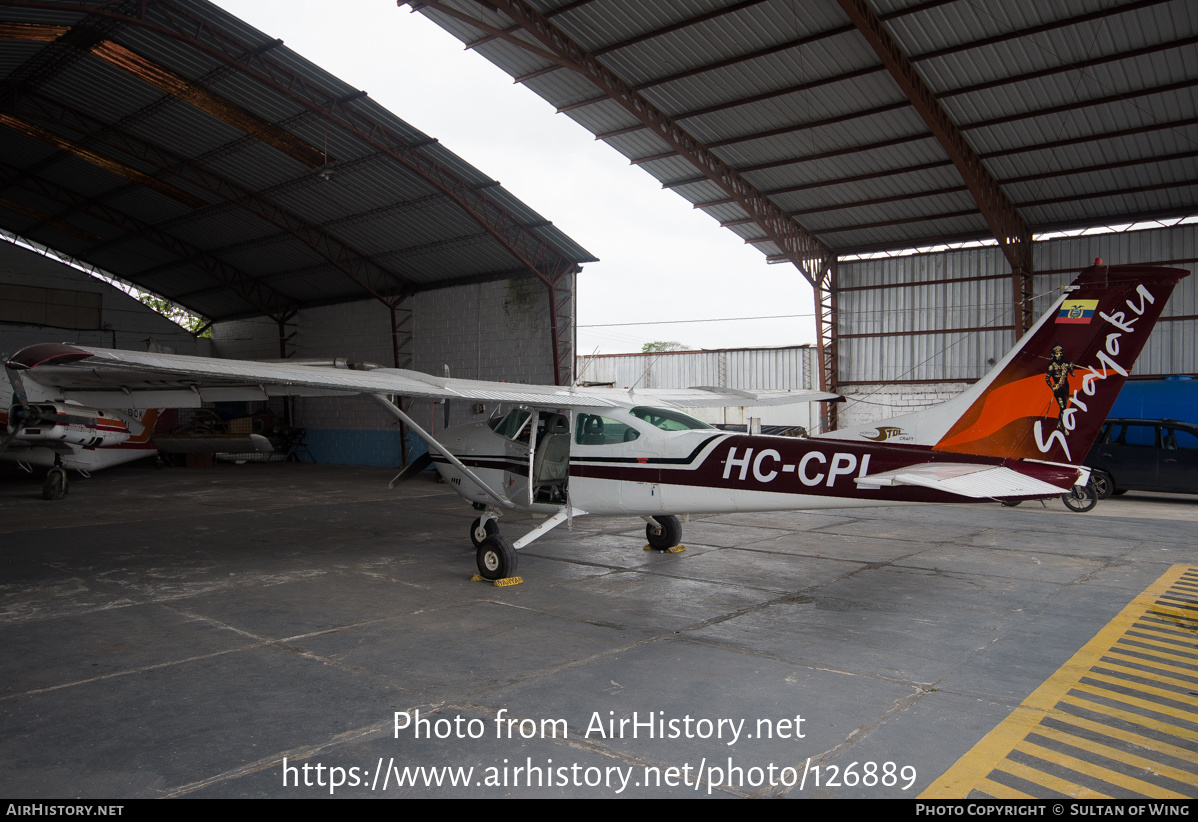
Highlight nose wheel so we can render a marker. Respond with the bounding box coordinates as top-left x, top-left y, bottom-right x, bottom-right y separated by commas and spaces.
42, 466, 68, 500
470, 516, 498, 548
